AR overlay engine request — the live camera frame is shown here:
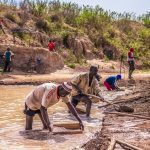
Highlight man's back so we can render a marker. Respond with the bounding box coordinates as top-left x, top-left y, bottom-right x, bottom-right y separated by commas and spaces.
106, 76, 116, 85
5, 51, 11, 61
48, 42, 55, 51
